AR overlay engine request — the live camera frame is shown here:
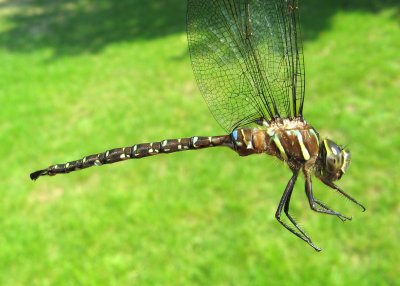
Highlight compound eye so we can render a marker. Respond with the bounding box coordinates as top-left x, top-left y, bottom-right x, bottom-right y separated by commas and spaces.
341, 149, 351, 173
323, 139, 343, 173
326, 153, 342, 173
